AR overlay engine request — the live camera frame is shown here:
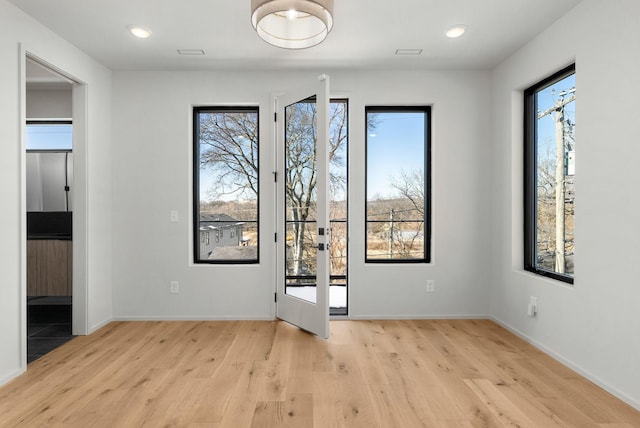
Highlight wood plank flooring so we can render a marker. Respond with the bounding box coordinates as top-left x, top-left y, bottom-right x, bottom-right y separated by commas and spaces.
0, 319, 638, 427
